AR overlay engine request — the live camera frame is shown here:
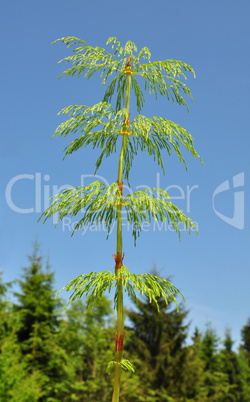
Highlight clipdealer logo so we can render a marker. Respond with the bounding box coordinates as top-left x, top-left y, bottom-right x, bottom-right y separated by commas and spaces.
212, 172, 245, 230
